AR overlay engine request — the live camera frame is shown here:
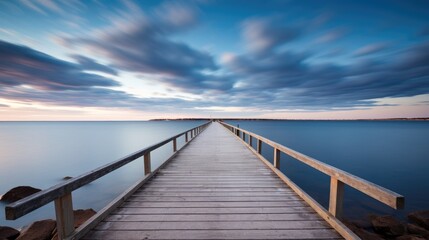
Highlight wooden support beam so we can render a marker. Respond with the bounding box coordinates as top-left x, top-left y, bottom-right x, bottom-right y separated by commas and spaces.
274, 148, 280, 169
257, 139, 262, 154
173, 138, 177, 152
249, 135, 253, 146
242, 132, 246, 141
329, 177, 344, 219
185, 132, 188, 142
144, 152, 151, 175
54, 192, 74, 240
